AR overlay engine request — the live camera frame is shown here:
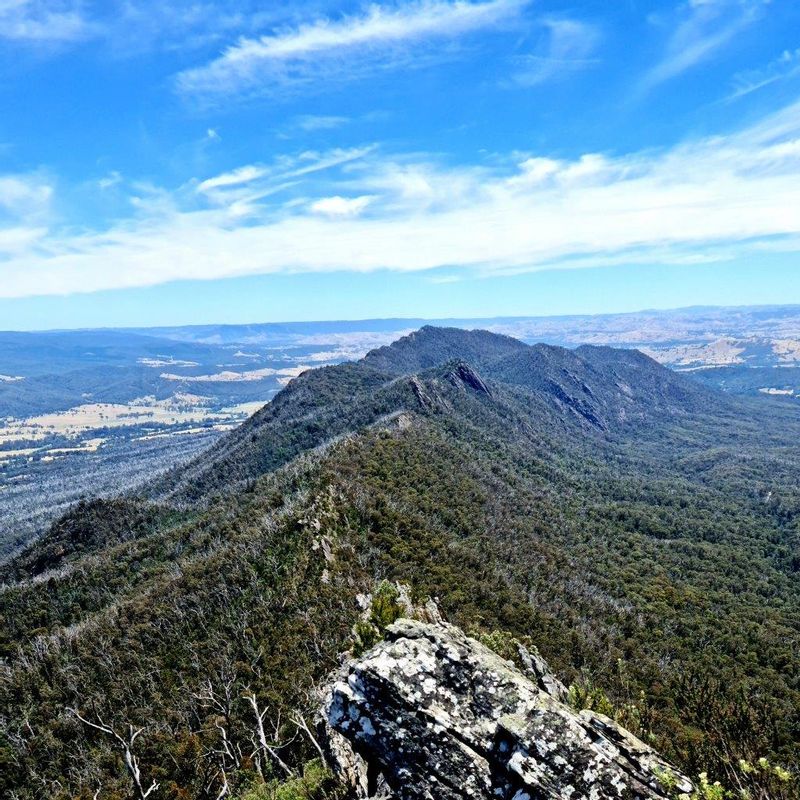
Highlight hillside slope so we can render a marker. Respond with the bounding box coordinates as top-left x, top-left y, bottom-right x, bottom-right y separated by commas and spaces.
1, 328, 798, 800
150, 327, 723, 503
